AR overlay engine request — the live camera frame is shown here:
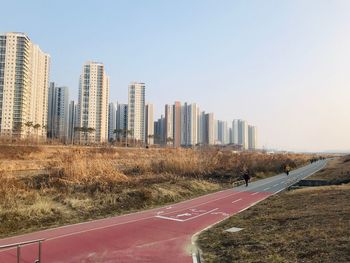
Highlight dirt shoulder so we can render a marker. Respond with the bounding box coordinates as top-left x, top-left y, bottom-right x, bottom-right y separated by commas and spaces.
198, 184, 350, 263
